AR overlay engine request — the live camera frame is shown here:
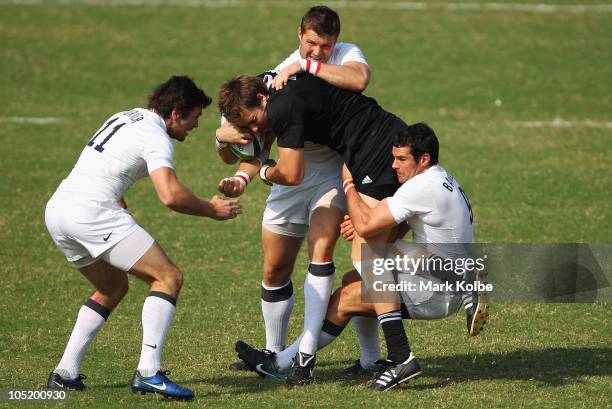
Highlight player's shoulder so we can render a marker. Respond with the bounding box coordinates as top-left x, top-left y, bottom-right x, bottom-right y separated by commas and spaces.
397, 165, 444, 196
330, 42, 368, 65
123, 108, 171, 147
334, 42, 361, 52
